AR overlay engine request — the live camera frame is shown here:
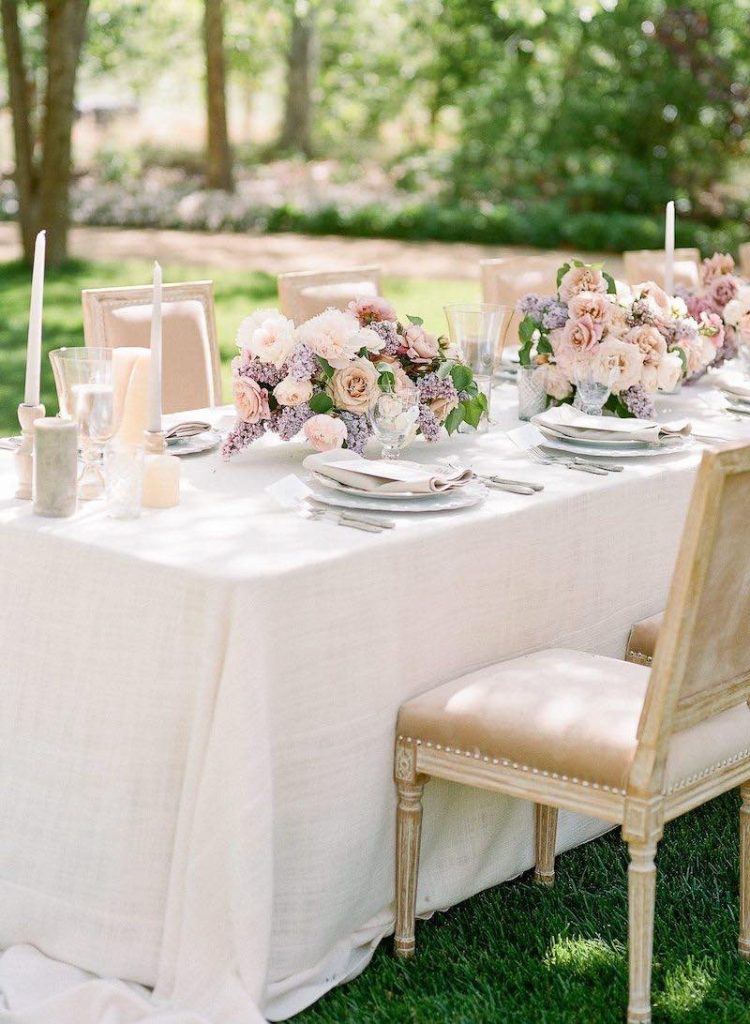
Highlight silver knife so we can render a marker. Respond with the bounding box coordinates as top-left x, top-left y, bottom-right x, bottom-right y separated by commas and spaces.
339, 510, 396, 529
486, 475, 544, 491
573, 457, 624, 473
